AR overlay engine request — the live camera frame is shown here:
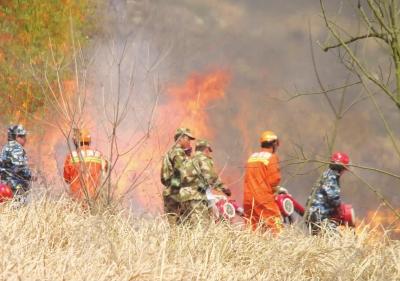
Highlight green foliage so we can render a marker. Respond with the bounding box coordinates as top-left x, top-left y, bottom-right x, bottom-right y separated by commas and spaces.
0, 0, 92, 124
